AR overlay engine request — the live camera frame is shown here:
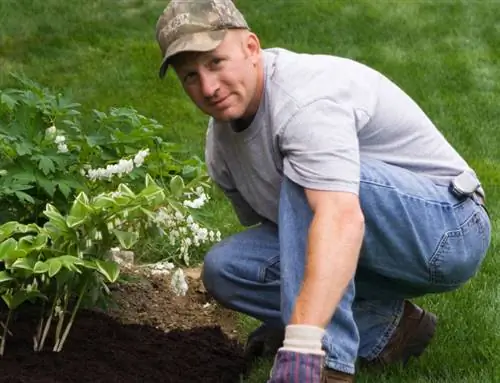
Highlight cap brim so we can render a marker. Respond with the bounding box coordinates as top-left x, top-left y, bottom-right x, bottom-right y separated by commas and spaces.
158, 29, 228, 79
